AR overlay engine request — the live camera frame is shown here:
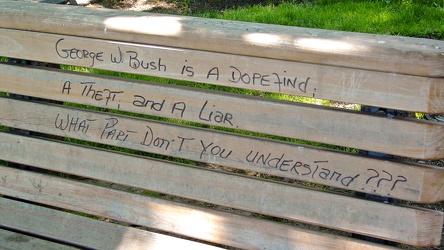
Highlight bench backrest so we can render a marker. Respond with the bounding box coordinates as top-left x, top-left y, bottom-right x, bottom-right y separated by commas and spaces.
0, 0, 443, 249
